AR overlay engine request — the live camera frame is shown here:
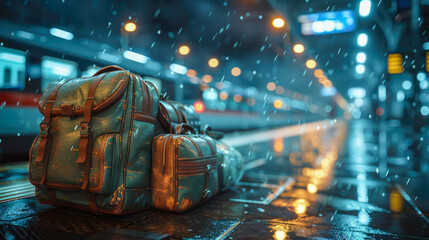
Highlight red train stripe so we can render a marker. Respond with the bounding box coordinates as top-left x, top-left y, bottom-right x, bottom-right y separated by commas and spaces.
0, 91, 41, 107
